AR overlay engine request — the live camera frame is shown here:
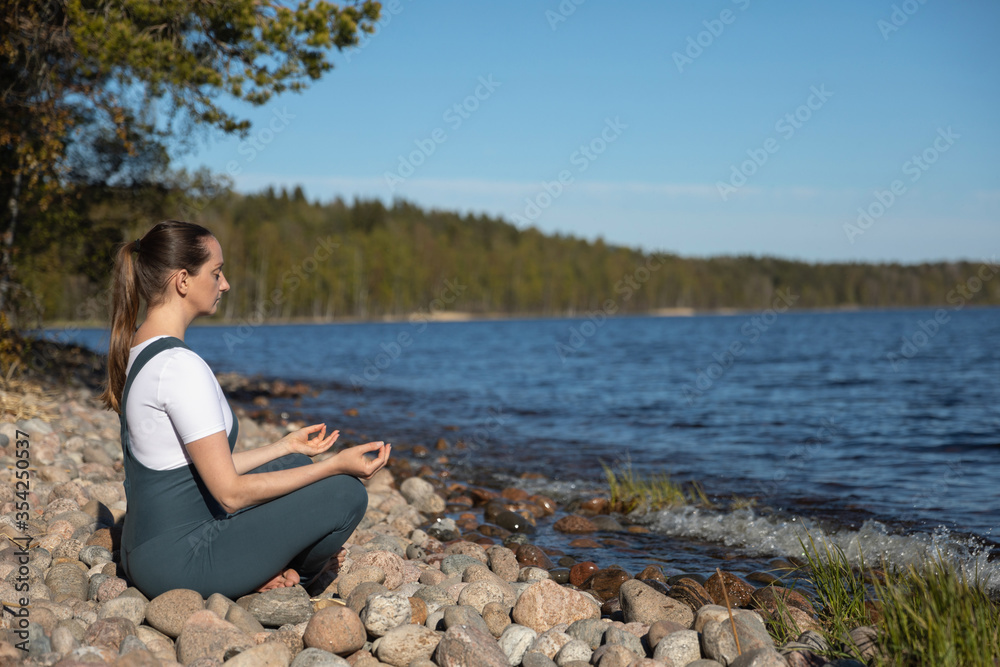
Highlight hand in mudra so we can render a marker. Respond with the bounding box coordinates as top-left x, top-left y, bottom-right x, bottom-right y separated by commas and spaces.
332, 440, 391, 480
282, 423, 340, 457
